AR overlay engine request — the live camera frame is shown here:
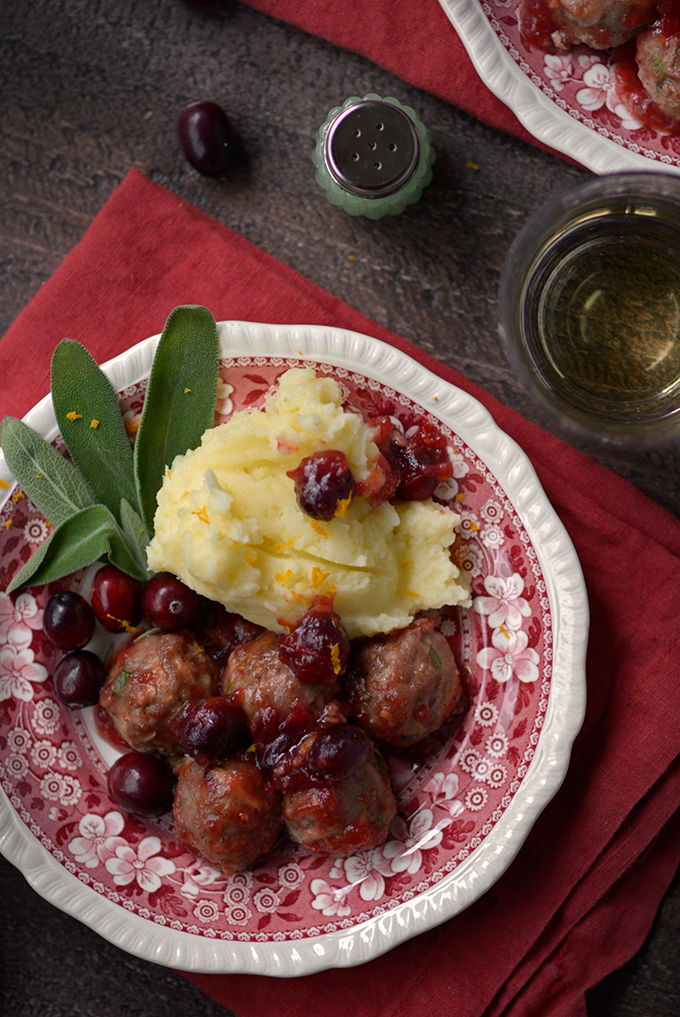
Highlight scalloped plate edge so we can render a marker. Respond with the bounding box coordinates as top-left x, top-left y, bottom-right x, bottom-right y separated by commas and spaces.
437, 0, 680, 176
0, 321, 588, 975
